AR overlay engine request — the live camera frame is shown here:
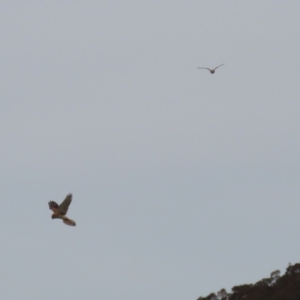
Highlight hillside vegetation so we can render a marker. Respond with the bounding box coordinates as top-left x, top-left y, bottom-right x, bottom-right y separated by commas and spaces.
198, 263, 300, 300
